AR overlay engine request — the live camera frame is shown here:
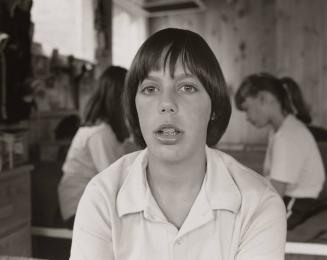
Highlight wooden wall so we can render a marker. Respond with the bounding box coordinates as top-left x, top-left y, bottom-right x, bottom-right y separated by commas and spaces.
275, 0, 327, 128
148, 0, 327, 144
